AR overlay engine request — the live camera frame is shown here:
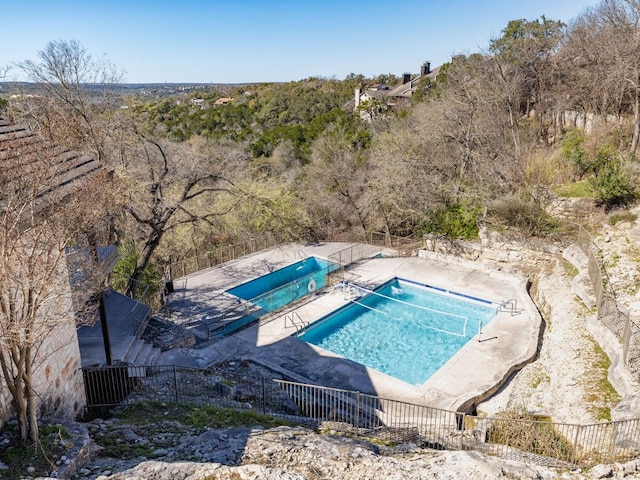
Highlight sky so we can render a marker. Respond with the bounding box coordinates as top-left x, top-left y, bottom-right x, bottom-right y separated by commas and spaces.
2, 0, 601, 84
